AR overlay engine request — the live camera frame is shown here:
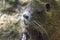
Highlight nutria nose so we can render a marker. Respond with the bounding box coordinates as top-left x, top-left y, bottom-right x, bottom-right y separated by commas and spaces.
23, 14, 29, 19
